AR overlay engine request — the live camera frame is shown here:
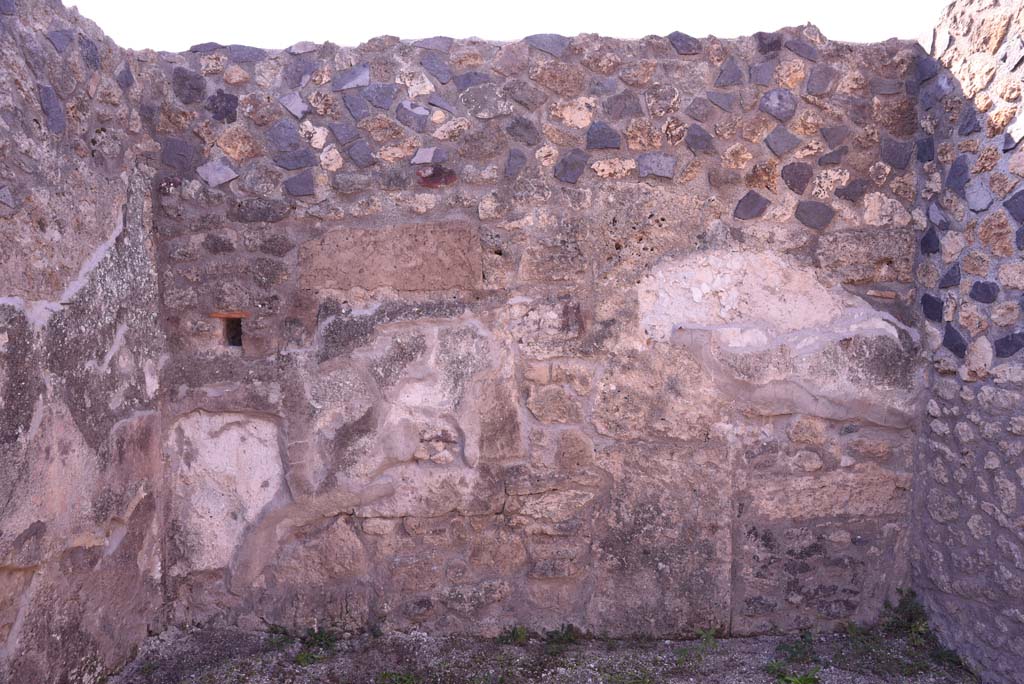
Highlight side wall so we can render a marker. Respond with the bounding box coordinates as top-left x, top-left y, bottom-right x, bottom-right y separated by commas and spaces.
0, 1, 167, 681
911, 1, 1024, 683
